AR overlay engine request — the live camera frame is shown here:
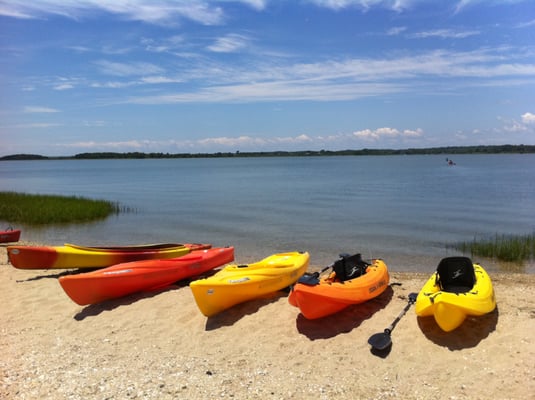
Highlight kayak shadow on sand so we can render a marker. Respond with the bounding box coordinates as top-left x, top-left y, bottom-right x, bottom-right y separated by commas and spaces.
15, 269, 75, 282
204, 290, 289, 331
73, 282, 189, 321
417, 306, 499, 350
295, 286, 394, 340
